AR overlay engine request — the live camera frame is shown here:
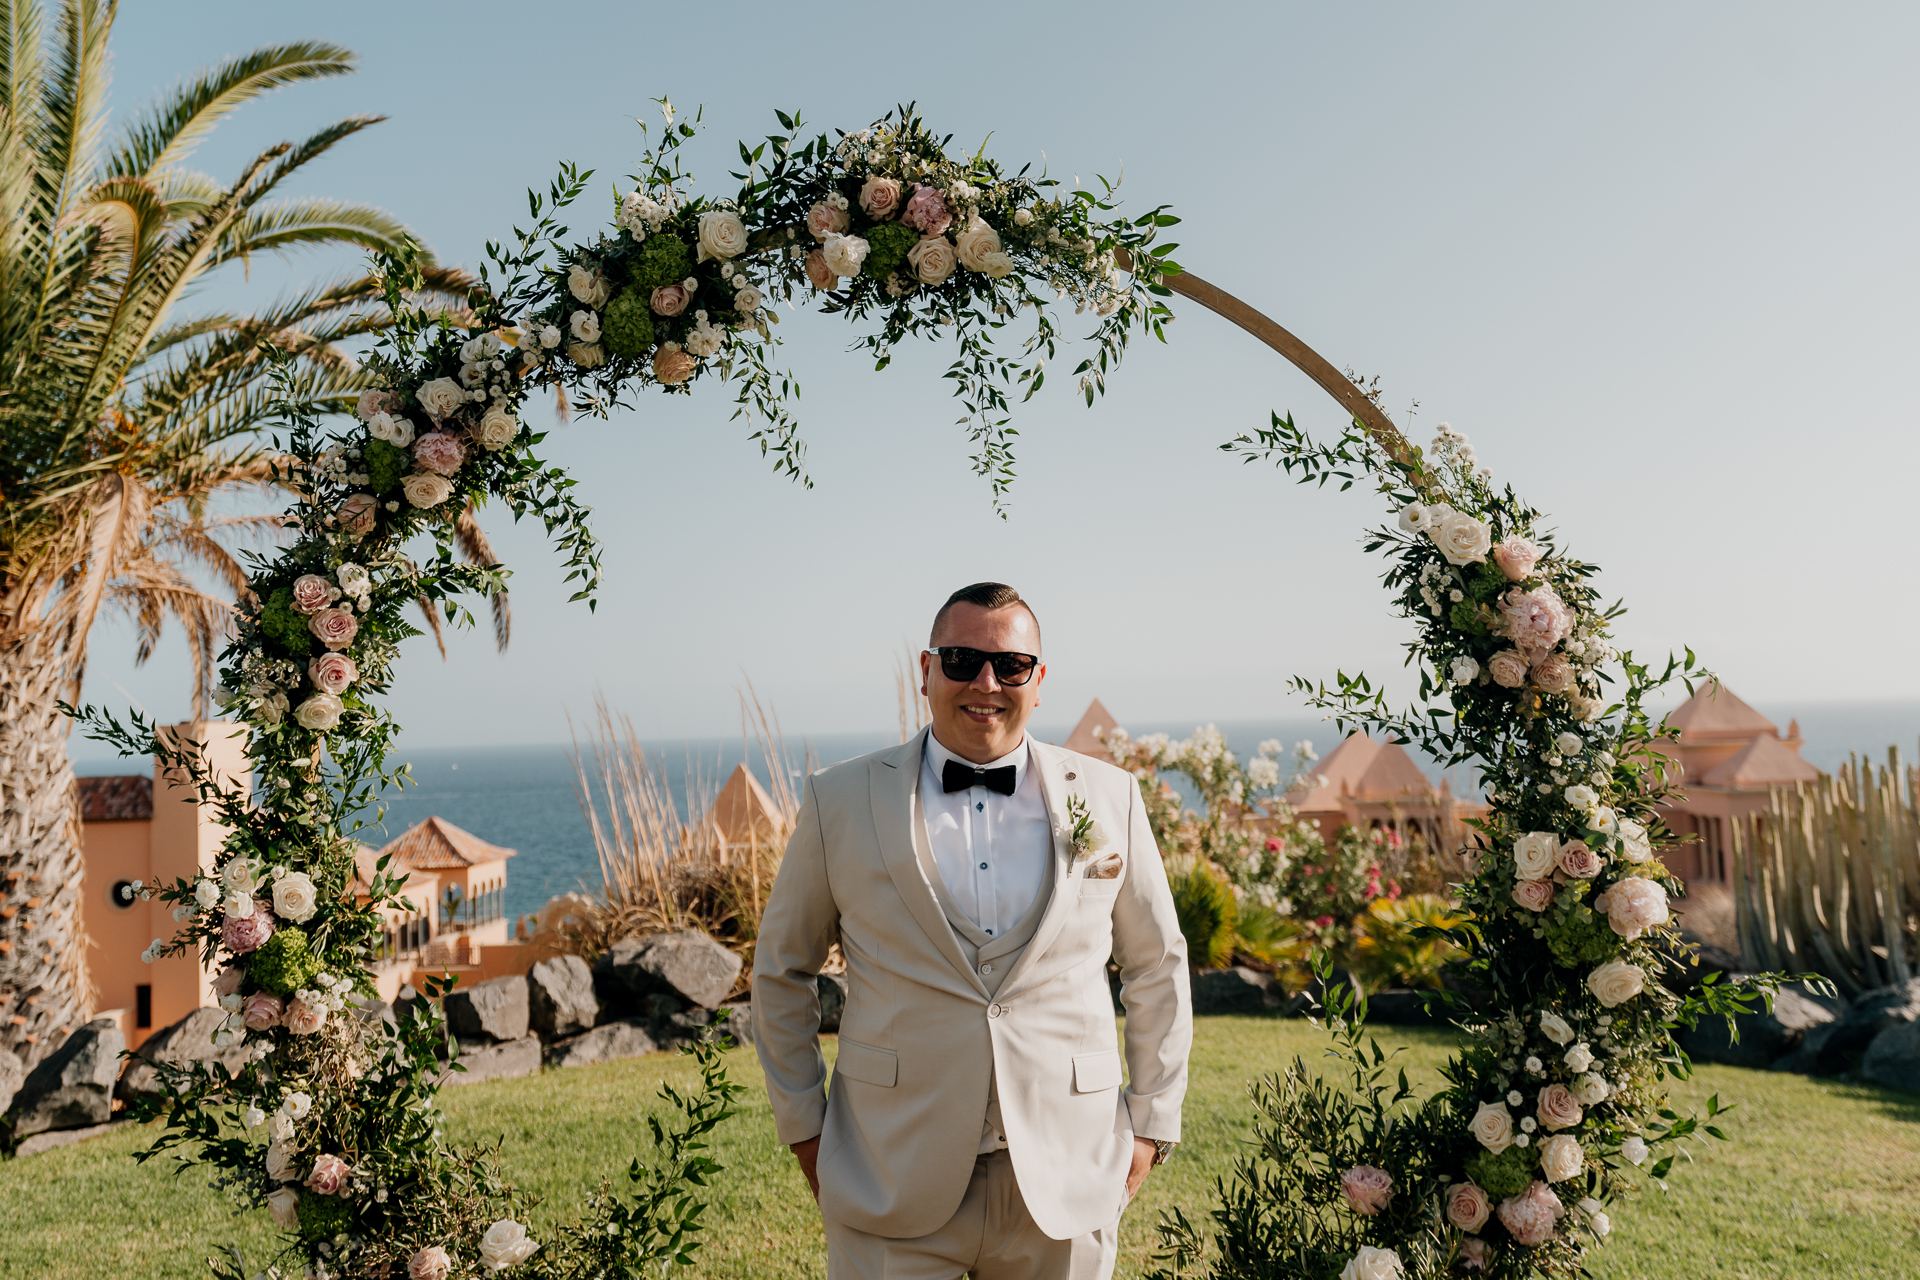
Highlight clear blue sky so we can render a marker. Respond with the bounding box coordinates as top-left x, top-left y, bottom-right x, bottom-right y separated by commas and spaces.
78, 1, 1920, 747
